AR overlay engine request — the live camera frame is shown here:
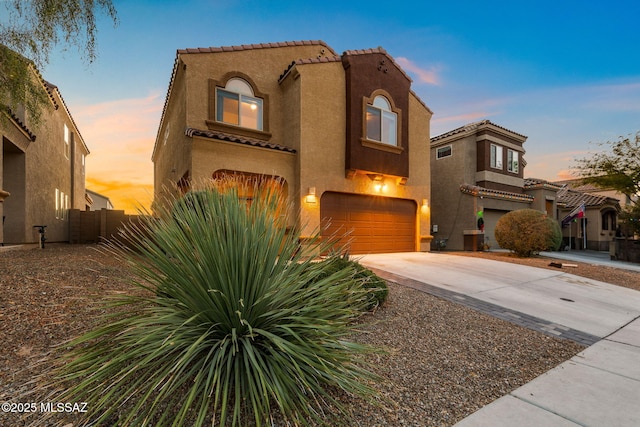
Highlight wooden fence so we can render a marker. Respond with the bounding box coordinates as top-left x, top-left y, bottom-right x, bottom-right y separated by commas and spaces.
69, 209, 143, 244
